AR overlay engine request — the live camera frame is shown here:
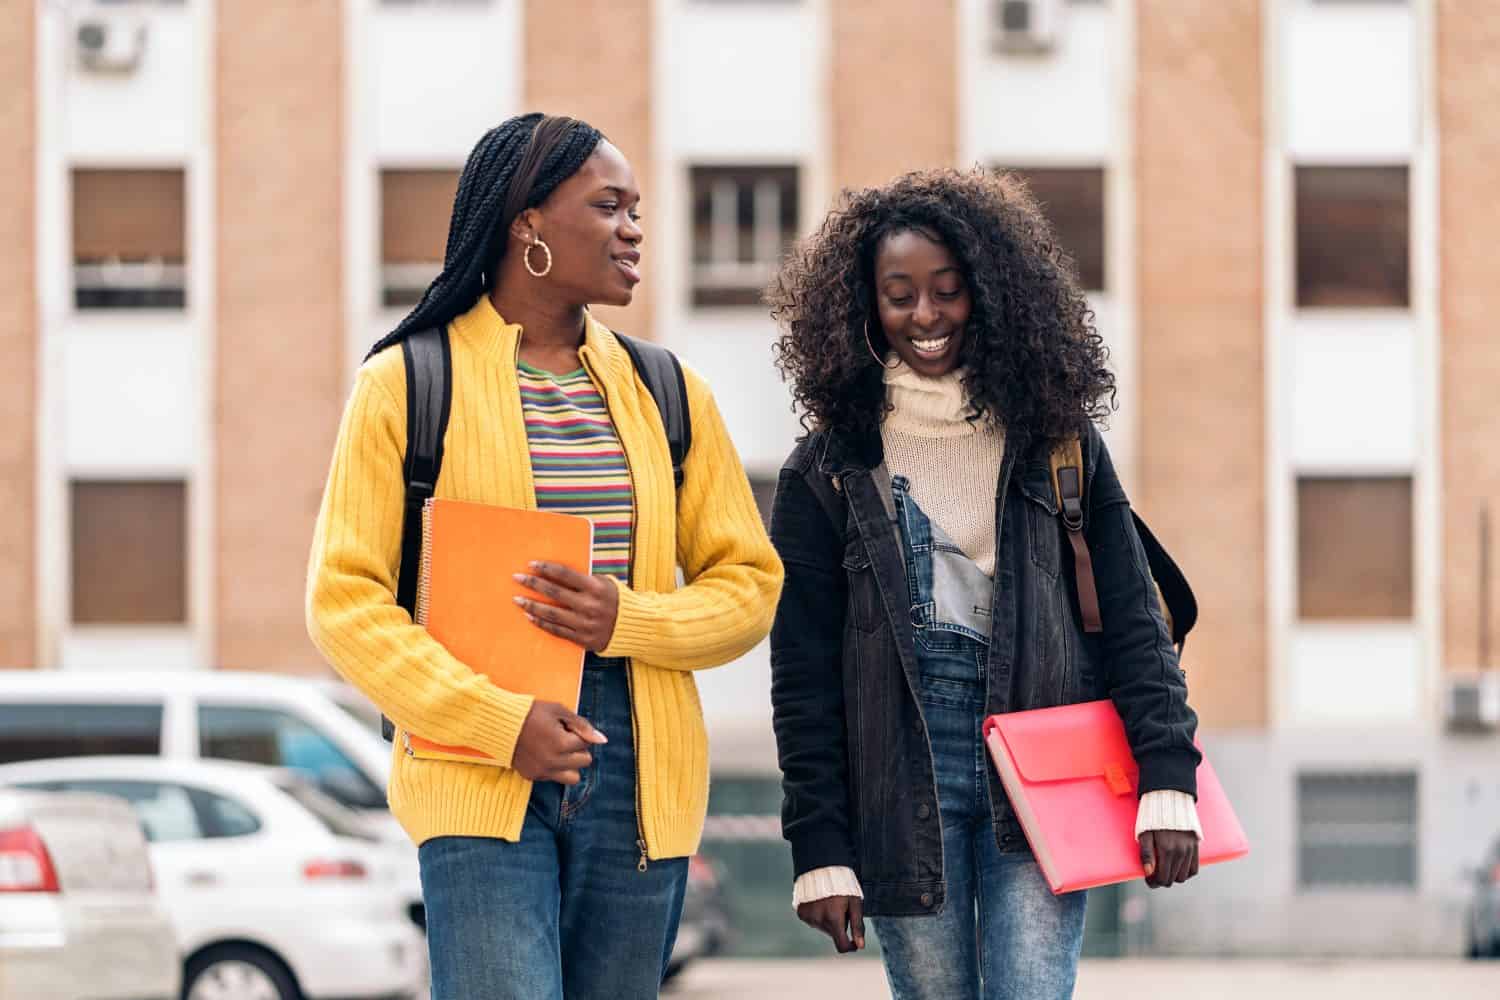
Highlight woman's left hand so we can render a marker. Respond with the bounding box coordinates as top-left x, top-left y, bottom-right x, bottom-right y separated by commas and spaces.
1139, 829, 1199, 889
513, 562, 621, 652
